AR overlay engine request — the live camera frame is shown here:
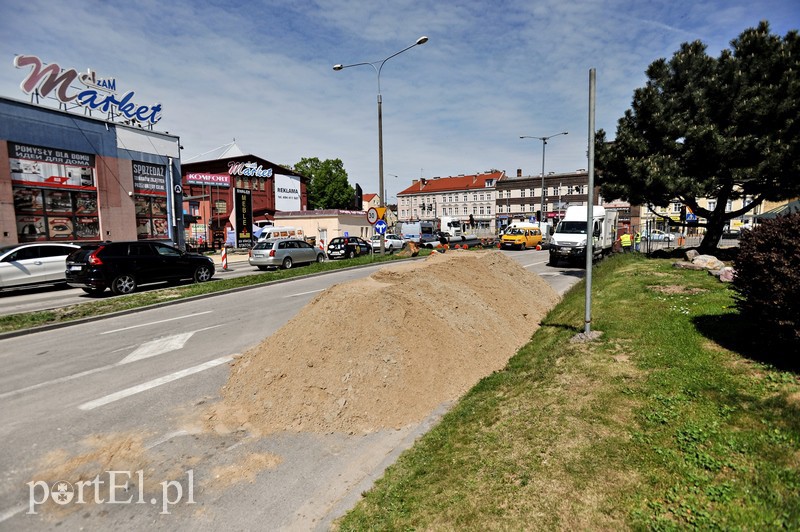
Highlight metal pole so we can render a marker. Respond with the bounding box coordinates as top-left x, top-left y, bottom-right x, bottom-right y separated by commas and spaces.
541, 139, 547, 225
378, 93, 385, 255
585, 68, 596, 334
